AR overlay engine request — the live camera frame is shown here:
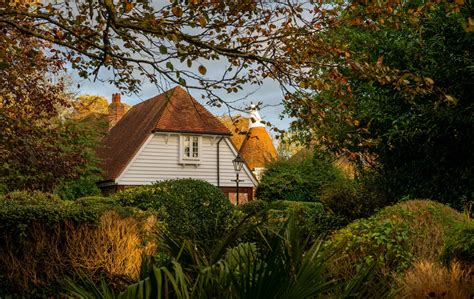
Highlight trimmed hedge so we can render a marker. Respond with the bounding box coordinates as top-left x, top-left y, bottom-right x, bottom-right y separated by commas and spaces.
238, 200, 269, 215
0, 193, 132, 236
267, 200, 344, 238
114, 179, 234, 246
